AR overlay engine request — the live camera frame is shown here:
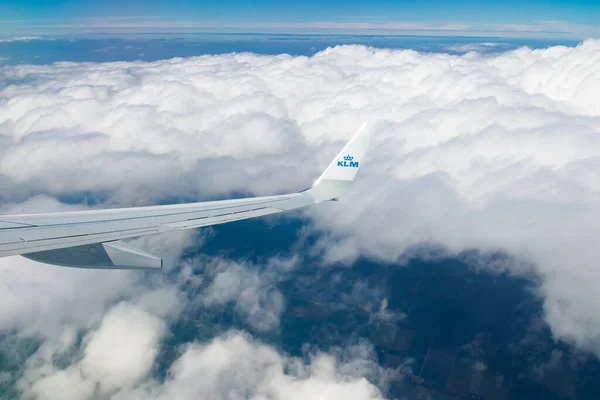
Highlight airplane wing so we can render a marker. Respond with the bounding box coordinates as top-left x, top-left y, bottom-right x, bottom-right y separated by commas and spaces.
0, 123, 371, 269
